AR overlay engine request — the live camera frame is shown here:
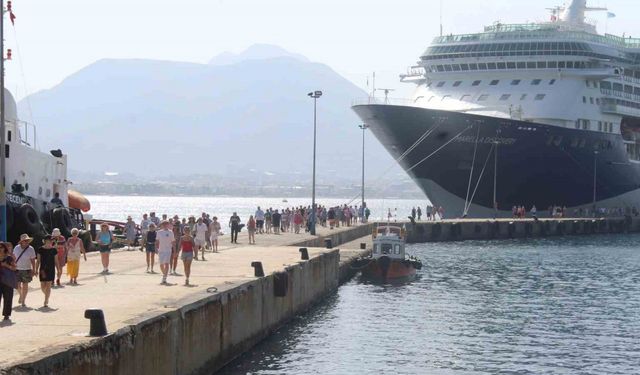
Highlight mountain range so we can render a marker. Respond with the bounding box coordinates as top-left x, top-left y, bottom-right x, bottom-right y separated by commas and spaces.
18, 44, 404, 189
